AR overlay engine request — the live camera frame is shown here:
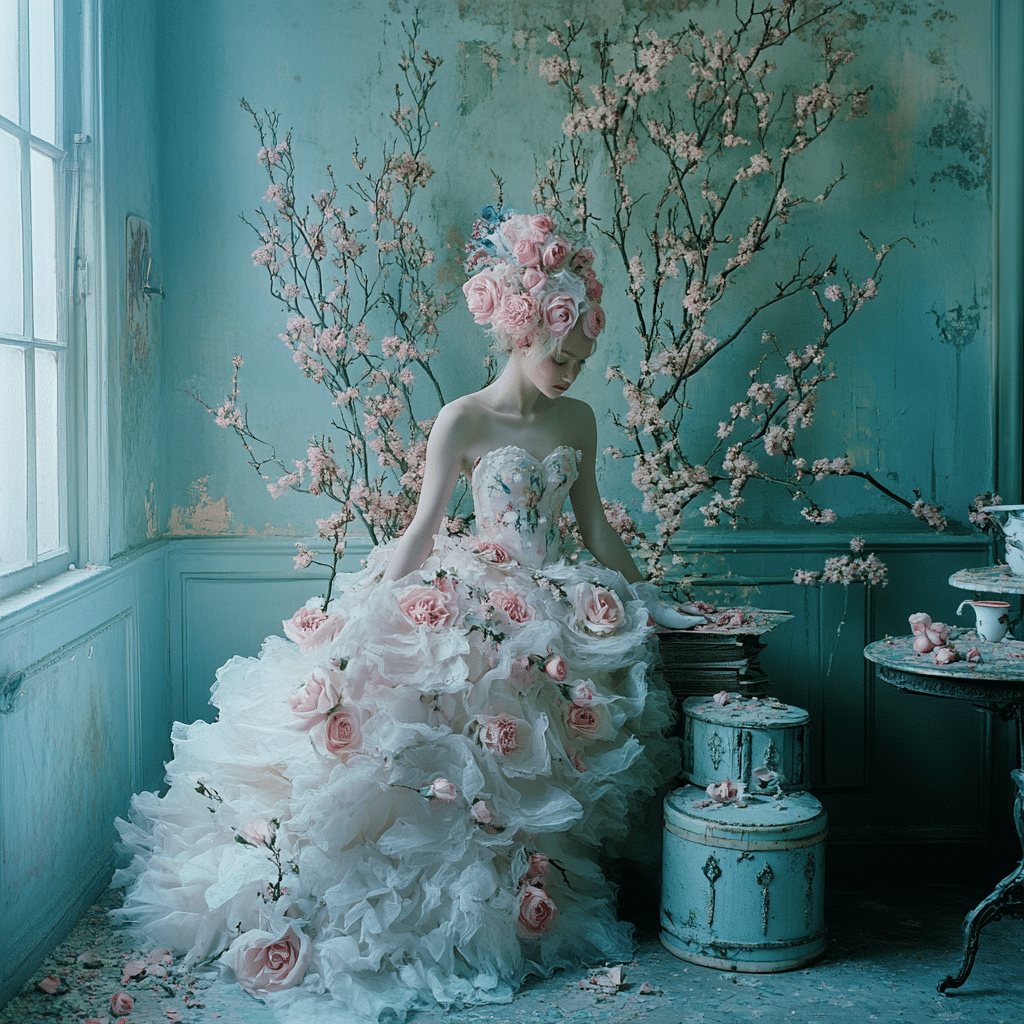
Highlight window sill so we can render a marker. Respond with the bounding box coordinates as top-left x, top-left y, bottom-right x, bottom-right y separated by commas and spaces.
0, 564, 113, 625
